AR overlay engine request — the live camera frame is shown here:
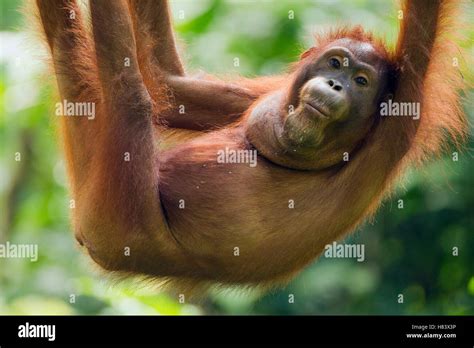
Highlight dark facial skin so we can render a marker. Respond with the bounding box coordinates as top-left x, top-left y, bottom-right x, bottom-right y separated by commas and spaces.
246, 39, 390, 170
